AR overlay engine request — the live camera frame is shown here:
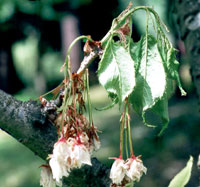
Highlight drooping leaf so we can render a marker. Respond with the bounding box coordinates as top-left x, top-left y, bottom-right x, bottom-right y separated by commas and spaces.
96, 6, 185, 134
151, 96, 169, 135
130, 34, 166, 115
98, 39, 136, 104
128, 36, 143, 72
168, 156, 193, 187
166, 48, 186, 96
157, 30, 186, 96
143, 78, 174, 135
